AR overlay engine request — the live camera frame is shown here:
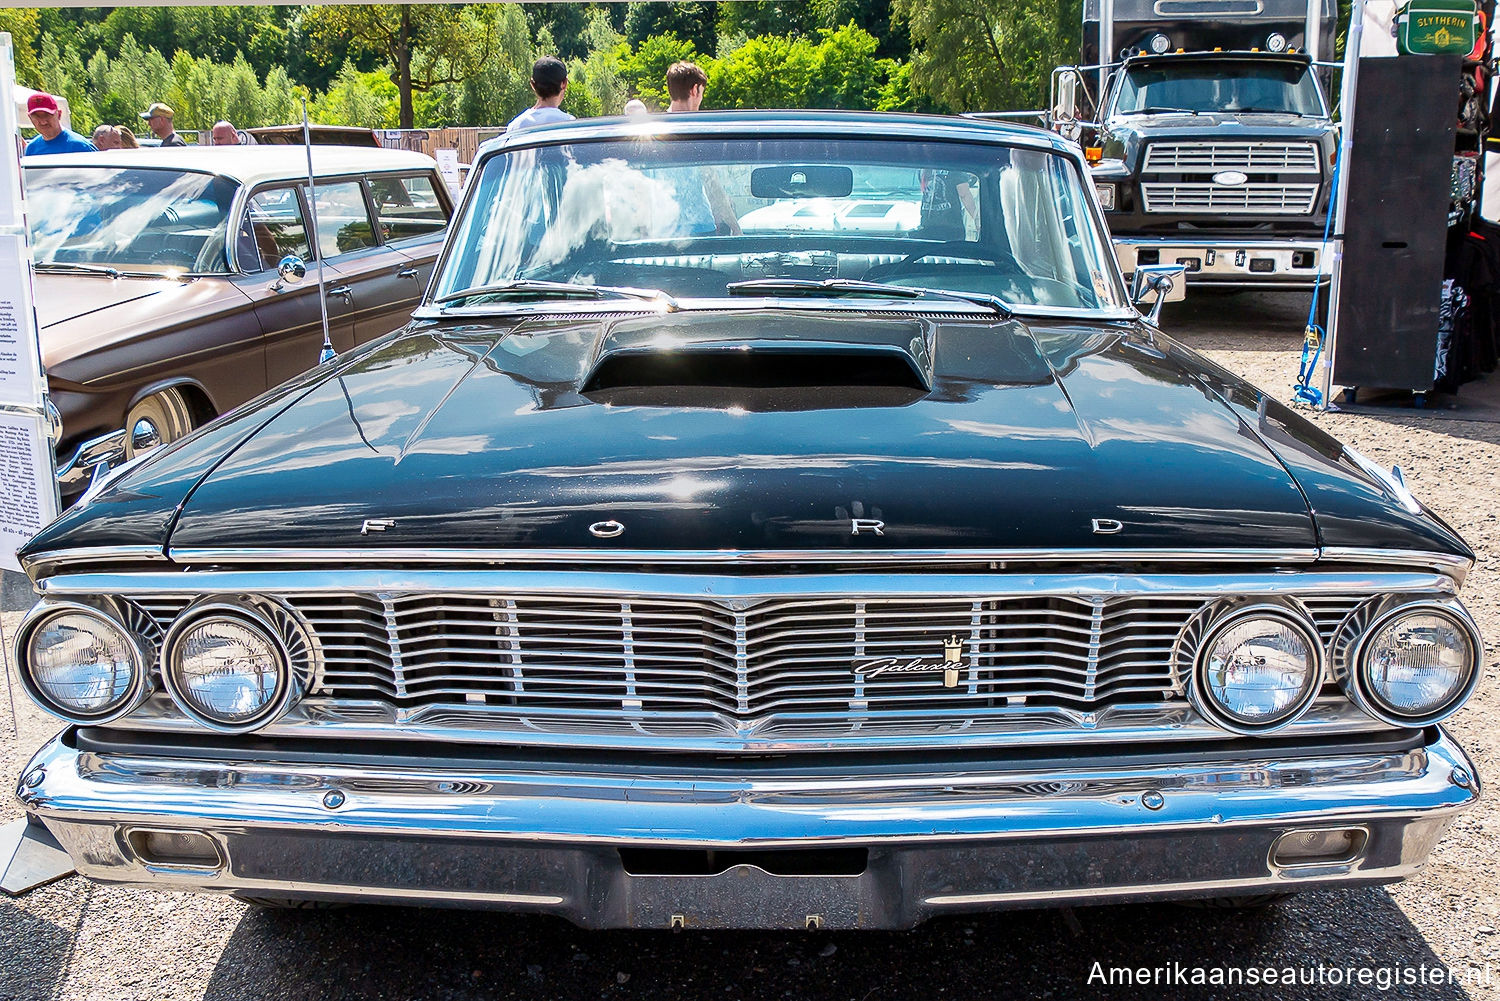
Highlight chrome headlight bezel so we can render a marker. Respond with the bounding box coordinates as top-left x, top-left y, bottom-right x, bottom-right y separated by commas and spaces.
160, 599, 302, 733
15, 599, 151, 724
1338, 598, 1482, 727
1185, 602, 1324, 735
